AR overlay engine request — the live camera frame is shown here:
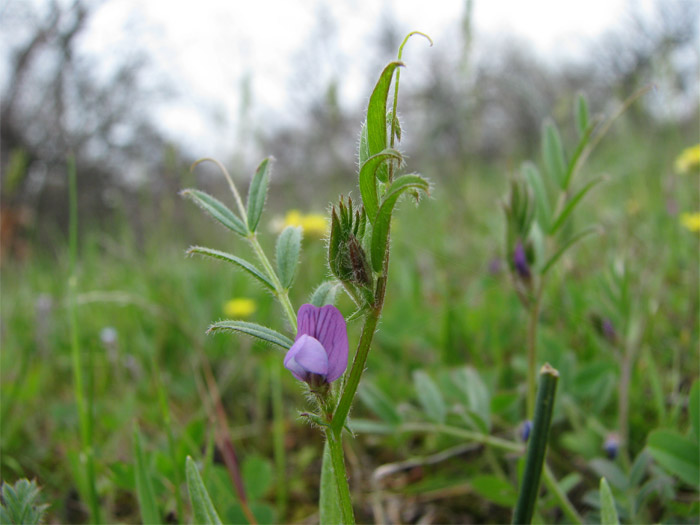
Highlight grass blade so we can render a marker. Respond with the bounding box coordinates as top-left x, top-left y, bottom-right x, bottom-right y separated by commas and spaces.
208, 321, 294, 349
187, 246, 275, 291
133, 426, 161, 525
185, 456, 222, 525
